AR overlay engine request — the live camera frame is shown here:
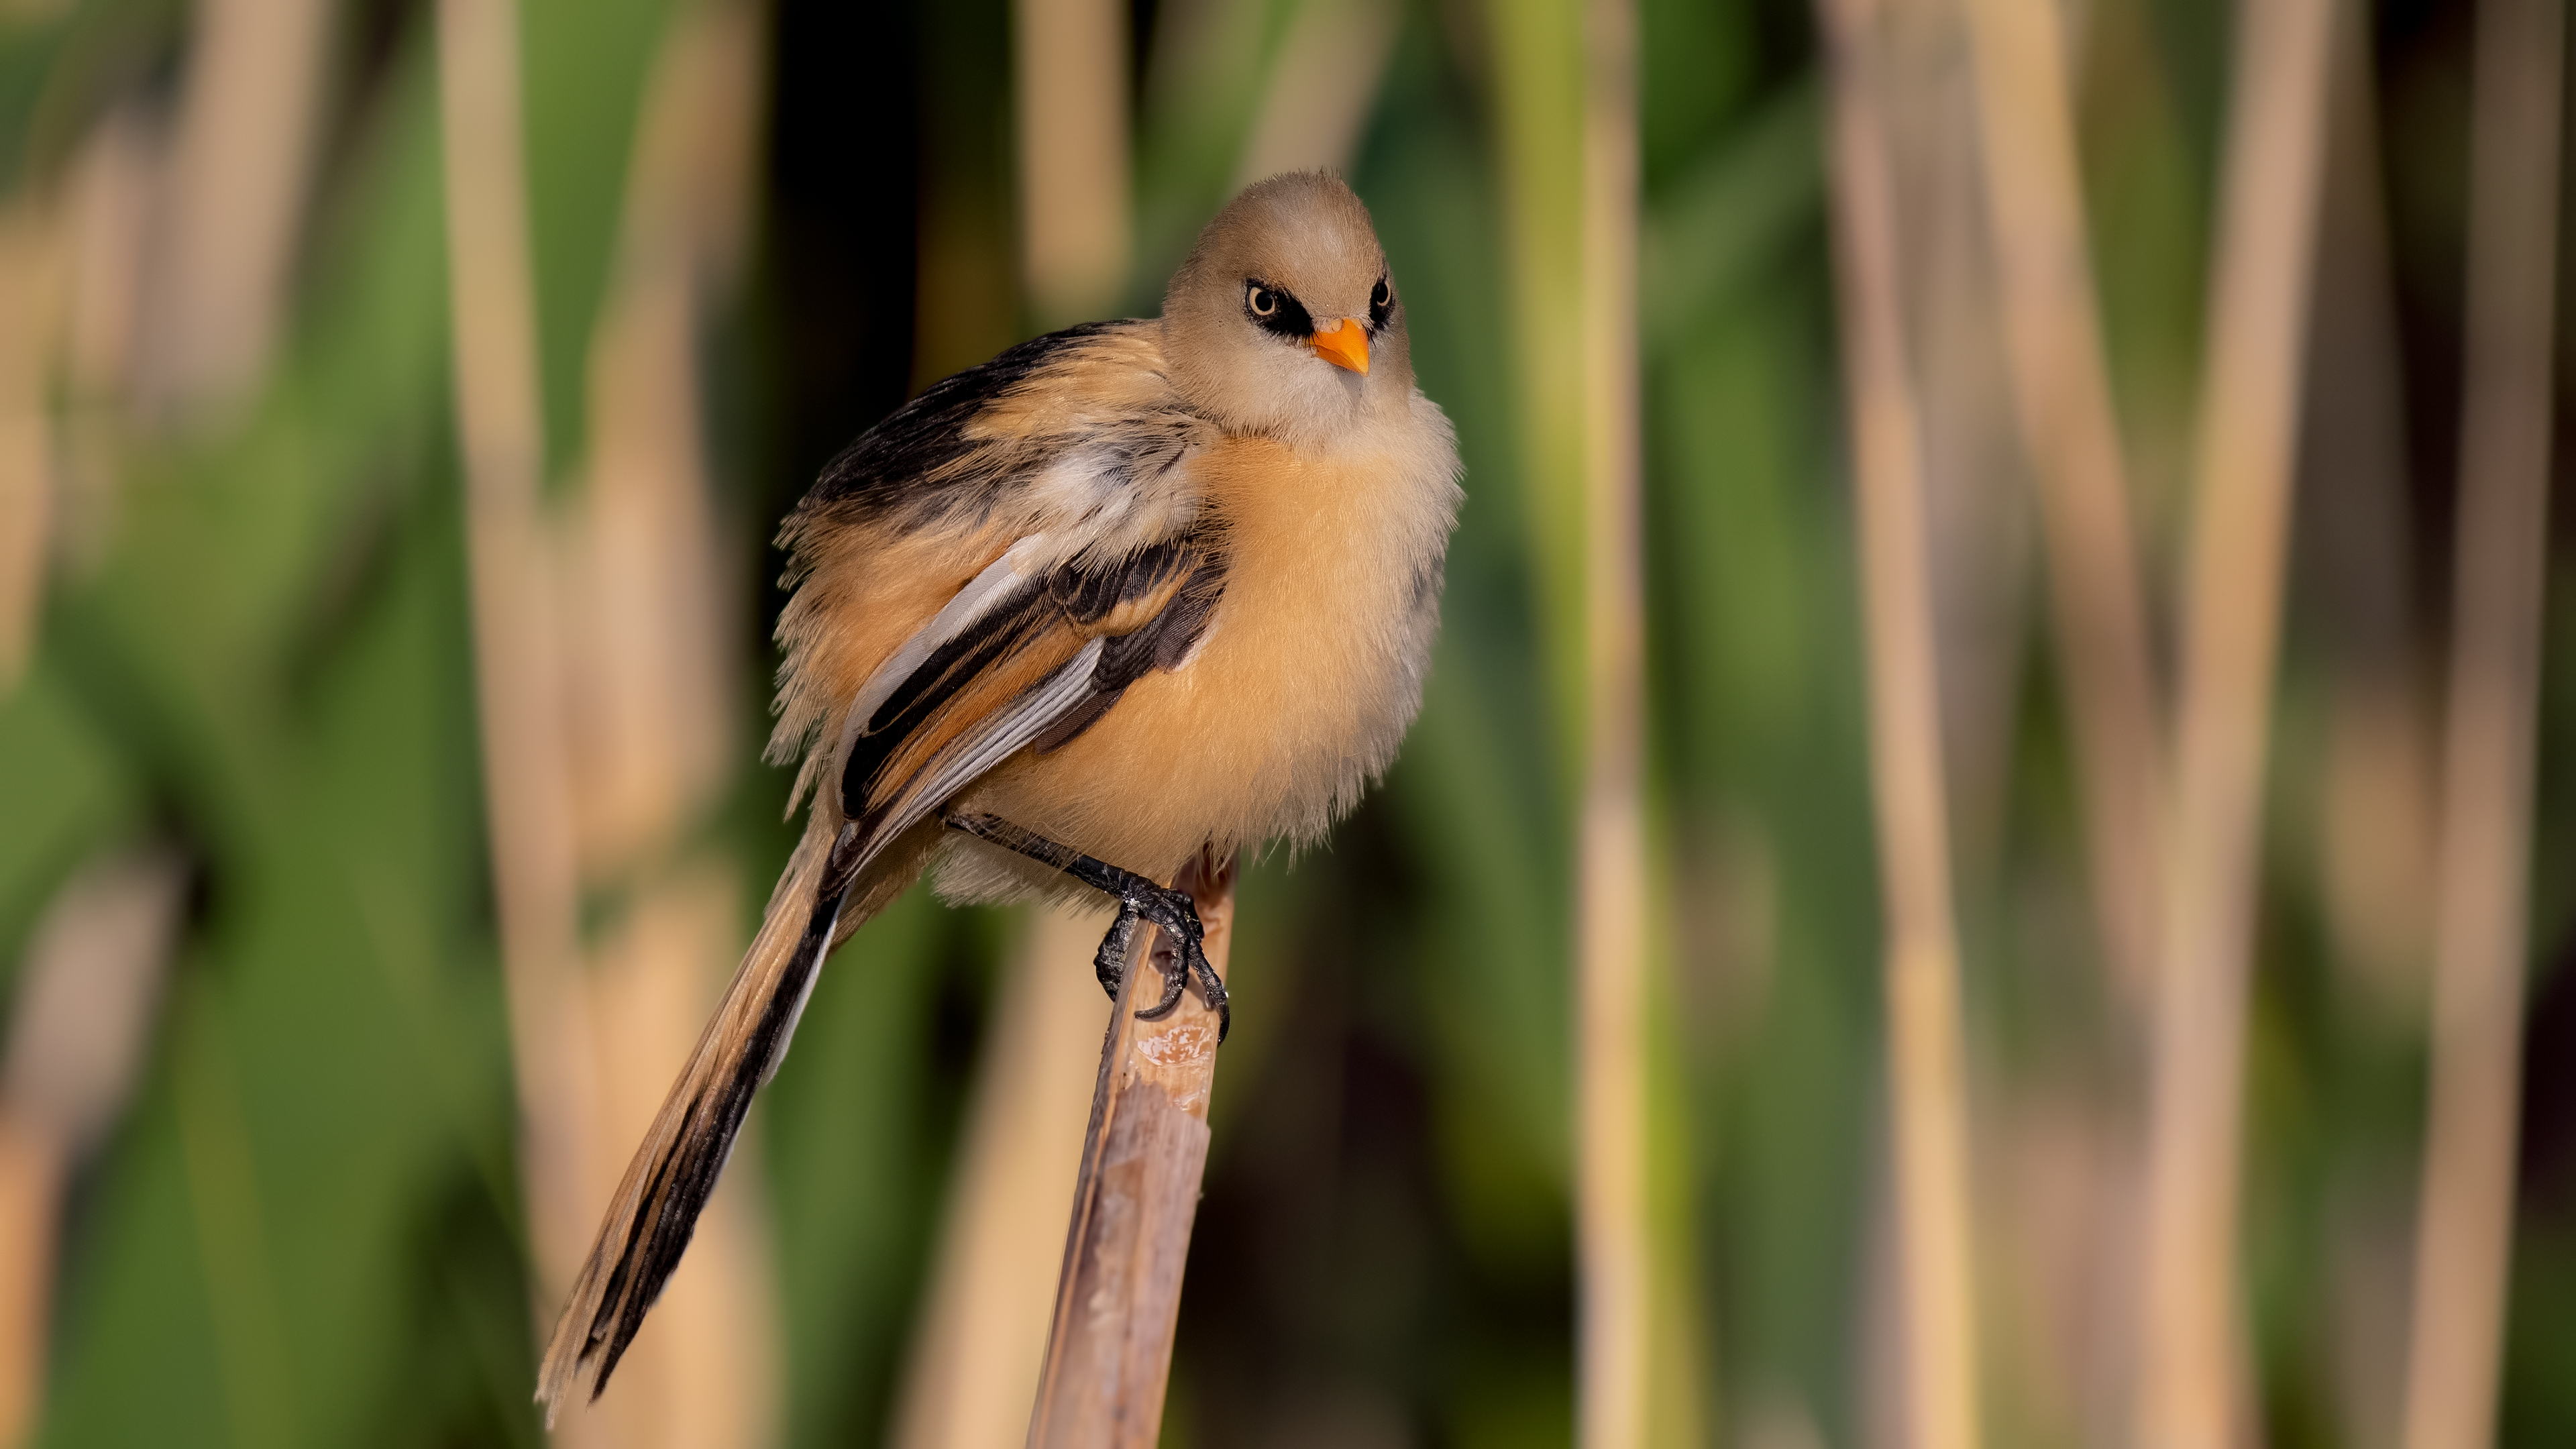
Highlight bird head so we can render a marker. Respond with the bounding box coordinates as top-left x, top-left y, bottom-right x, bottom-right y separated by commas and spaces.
1161, 172, 1413, 445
